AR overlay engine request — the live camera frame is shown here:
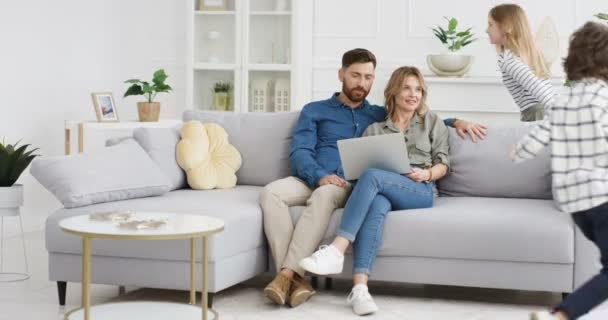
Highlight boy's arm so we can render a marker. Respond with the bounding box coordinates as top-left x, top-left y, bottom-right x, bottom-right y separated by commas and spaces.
512, 119, 551, 163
